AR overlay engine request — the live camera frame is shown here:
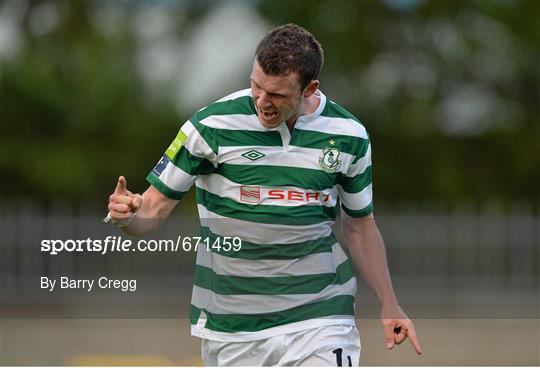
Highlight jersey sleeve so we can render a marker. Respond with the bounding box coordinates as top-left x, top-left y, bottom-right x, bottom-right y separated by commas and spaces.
146, 117, 218, 200
337, 137, 373, 217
